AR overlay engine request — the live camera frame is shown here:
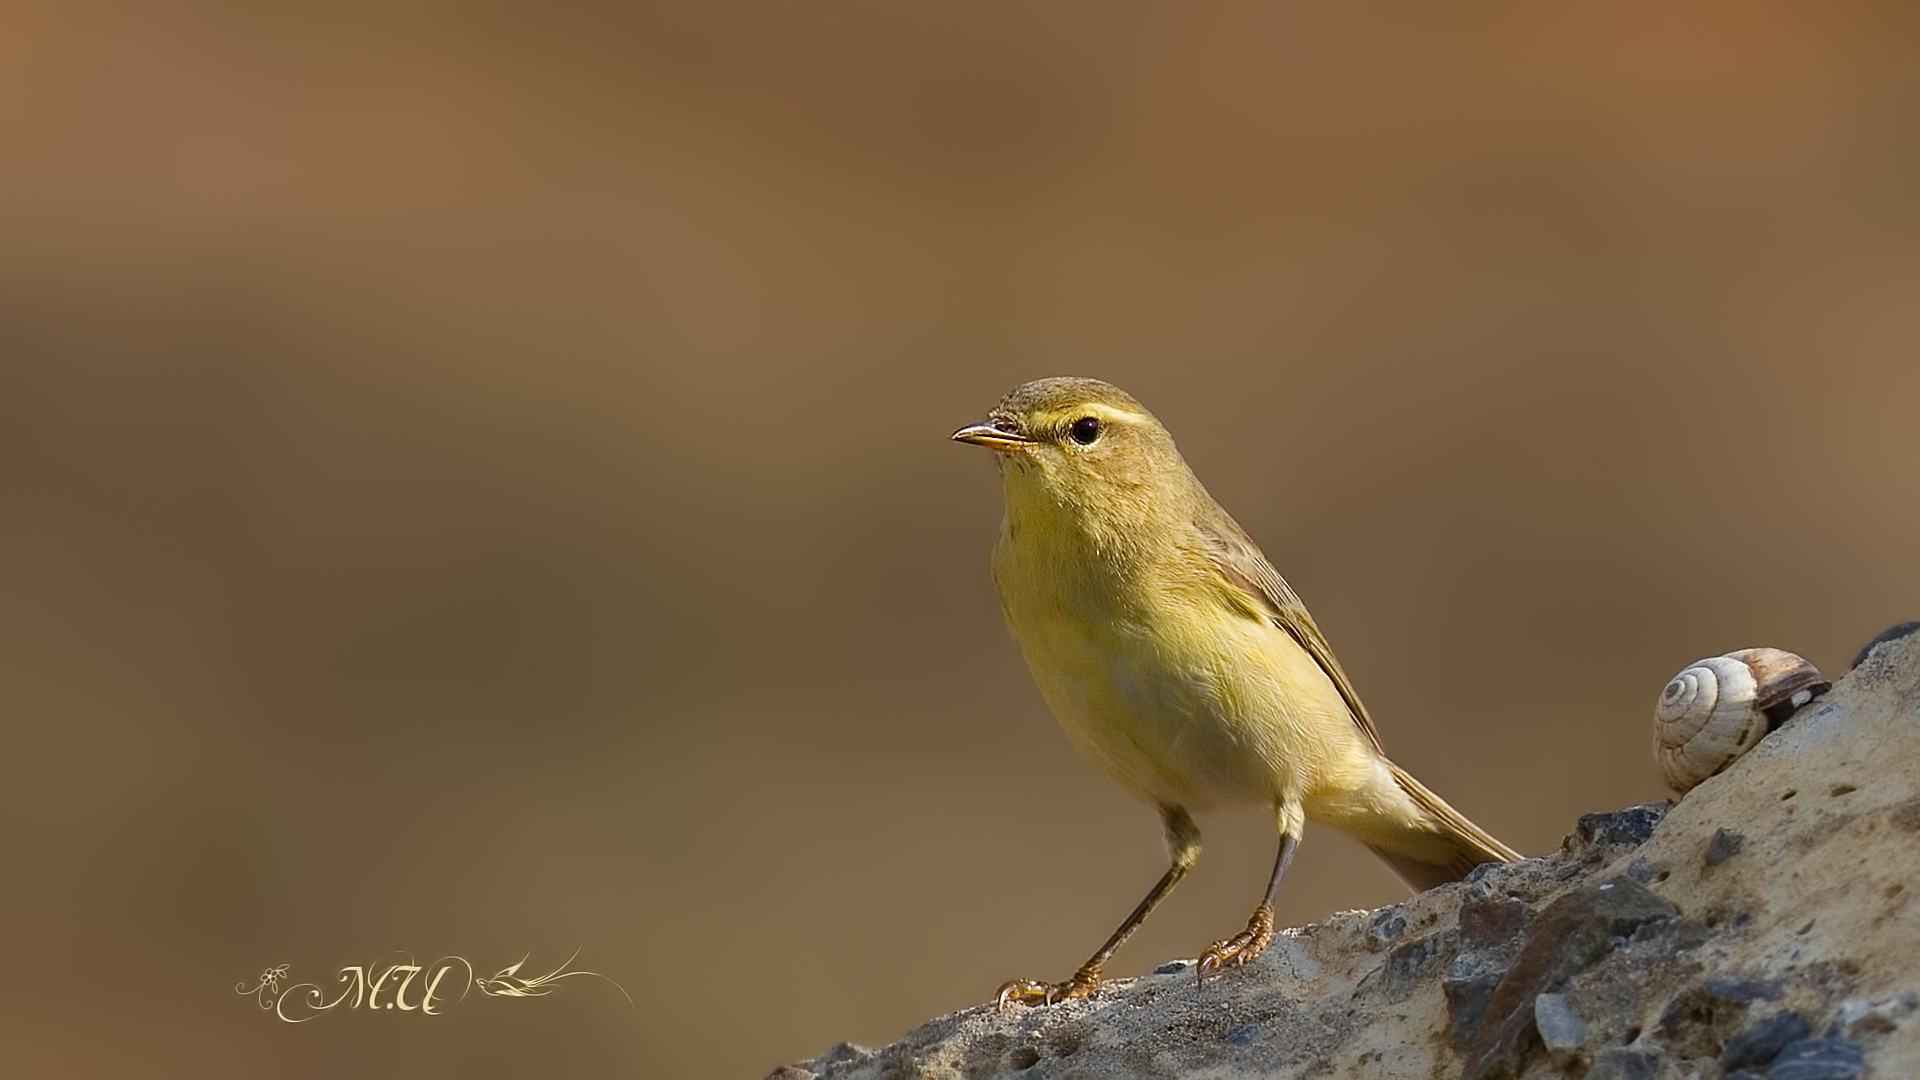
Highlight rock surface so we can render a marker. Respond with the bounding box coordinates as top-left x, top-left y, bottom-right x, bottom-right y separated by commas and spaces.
779, 628, 1920, 1080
